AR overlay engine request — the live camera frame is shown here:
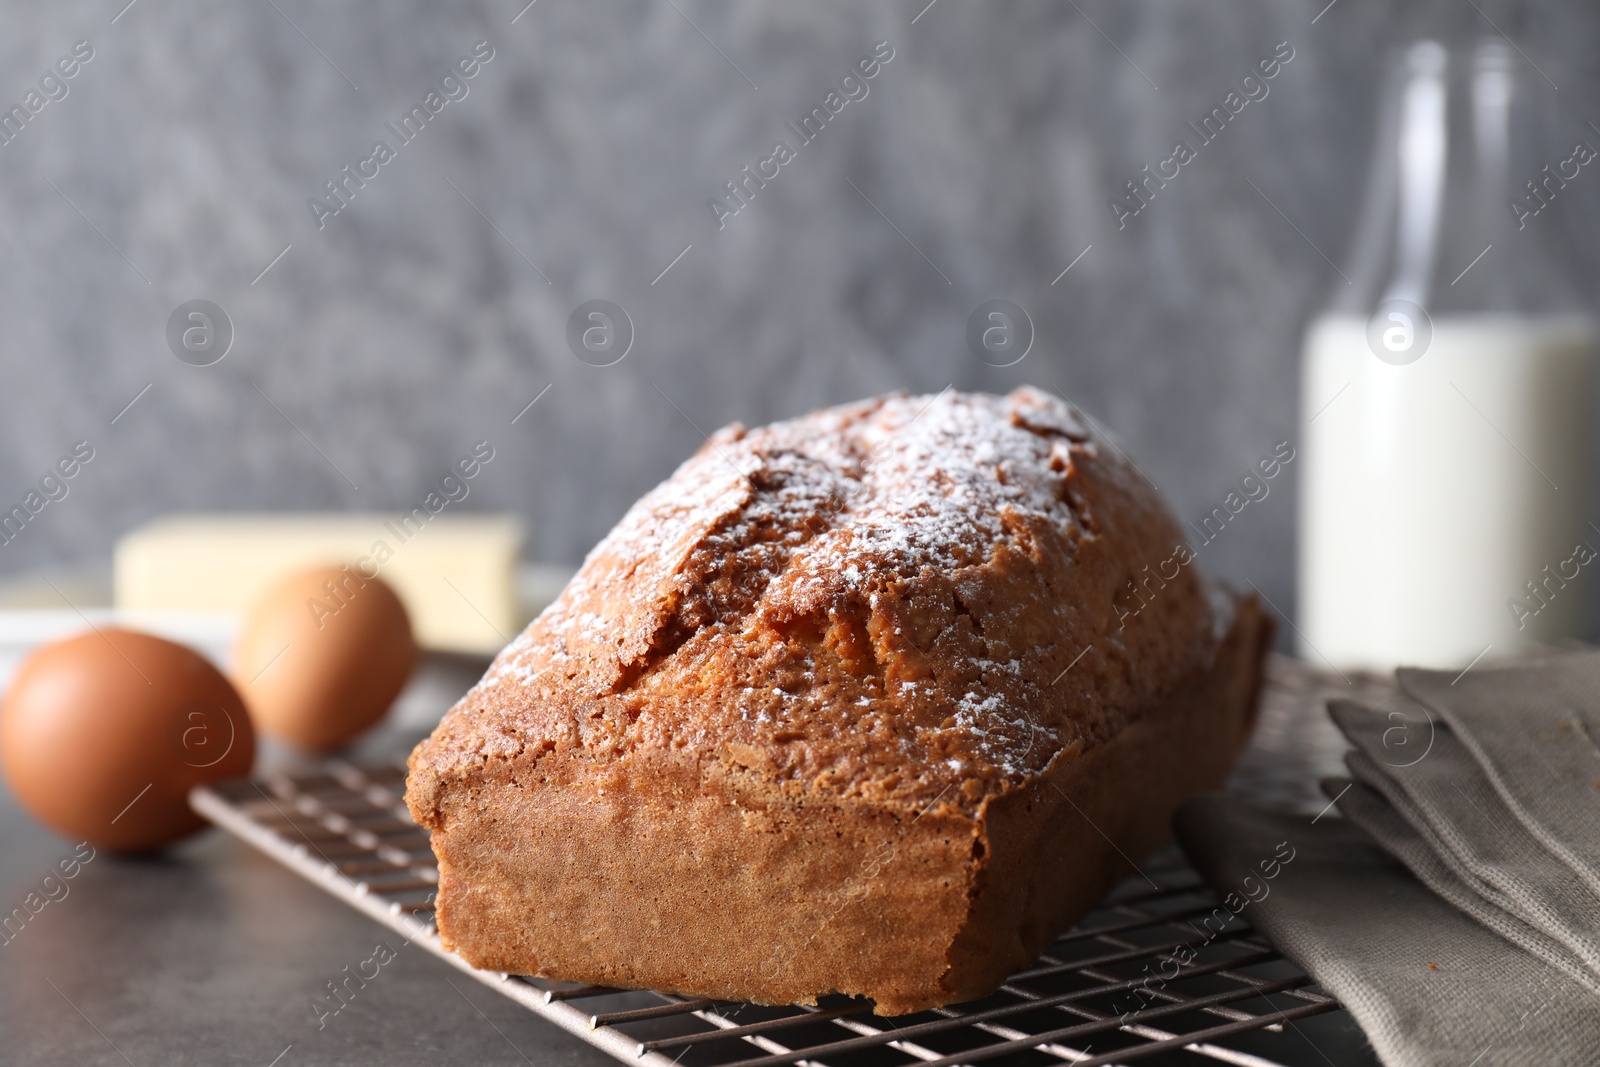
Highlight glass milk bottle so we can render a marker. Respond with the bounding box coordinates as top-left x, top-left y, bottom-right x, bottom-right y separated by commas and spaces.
1298, 40, 1598, 671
